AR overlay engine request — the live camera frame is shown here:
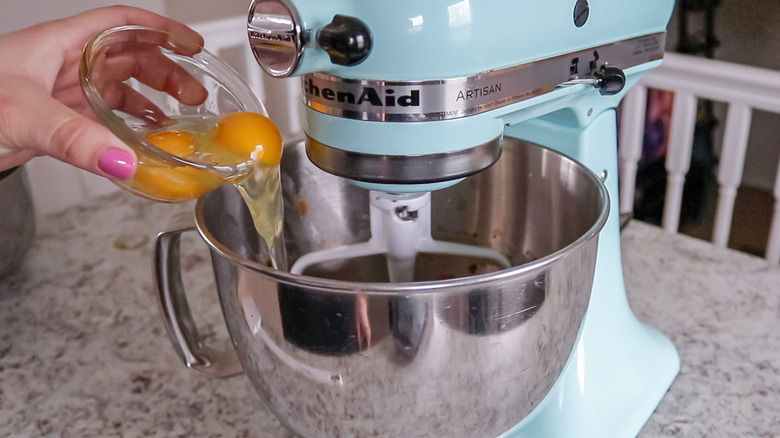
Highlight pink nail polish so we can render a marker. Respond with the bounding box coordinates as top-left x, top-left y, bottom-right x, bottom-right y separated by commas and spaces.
98, 147, 135, 180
